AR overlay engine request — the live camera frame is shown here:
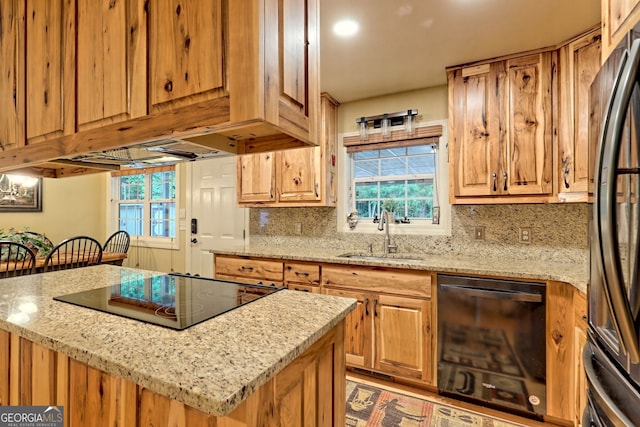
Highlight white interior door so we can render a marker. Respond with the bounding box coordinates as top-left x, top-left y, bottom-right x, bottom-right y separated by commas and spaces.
189, 156, 246, 277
